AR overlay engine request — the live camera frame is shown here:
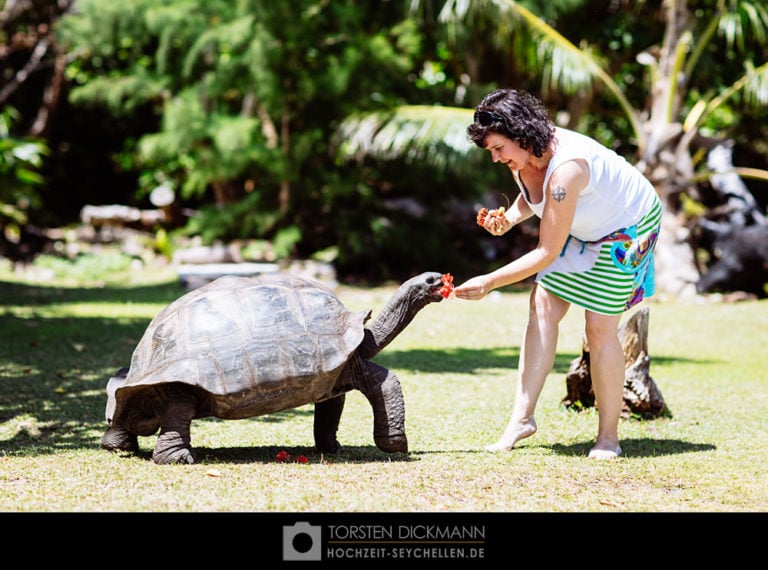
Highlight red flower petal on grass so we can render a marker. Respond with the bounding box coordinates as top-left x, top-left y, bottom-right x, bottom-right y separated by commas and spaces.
296, 455, 309, 464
